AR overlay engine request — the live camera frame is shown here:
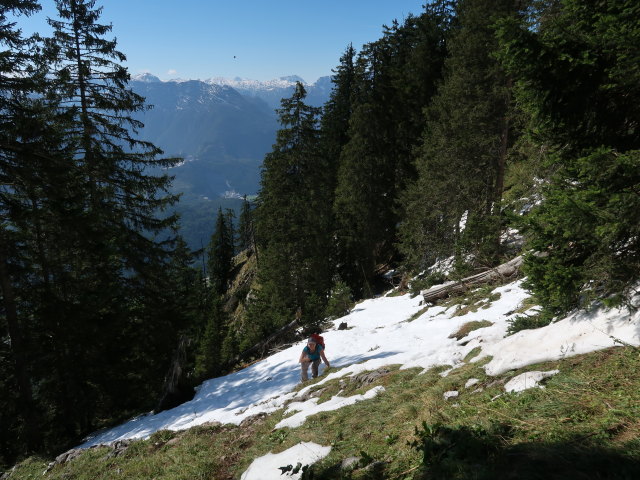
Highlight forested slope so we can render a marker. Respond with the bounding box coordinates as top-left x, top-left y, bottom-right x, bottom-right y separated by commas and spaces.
1, 0, 638, 473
